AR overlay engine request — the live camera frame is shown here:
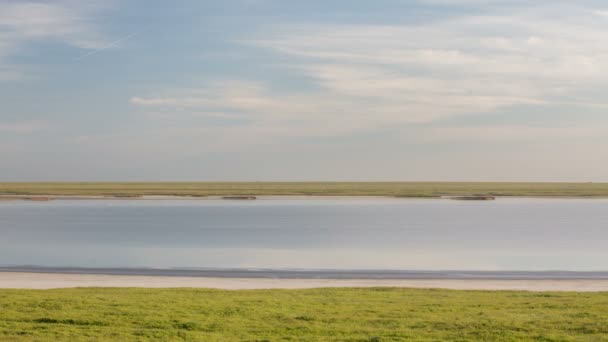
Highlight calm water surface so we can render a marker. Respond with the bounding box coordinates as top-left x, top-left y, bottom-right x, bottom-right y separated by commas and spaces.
1, 198, 607, 271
